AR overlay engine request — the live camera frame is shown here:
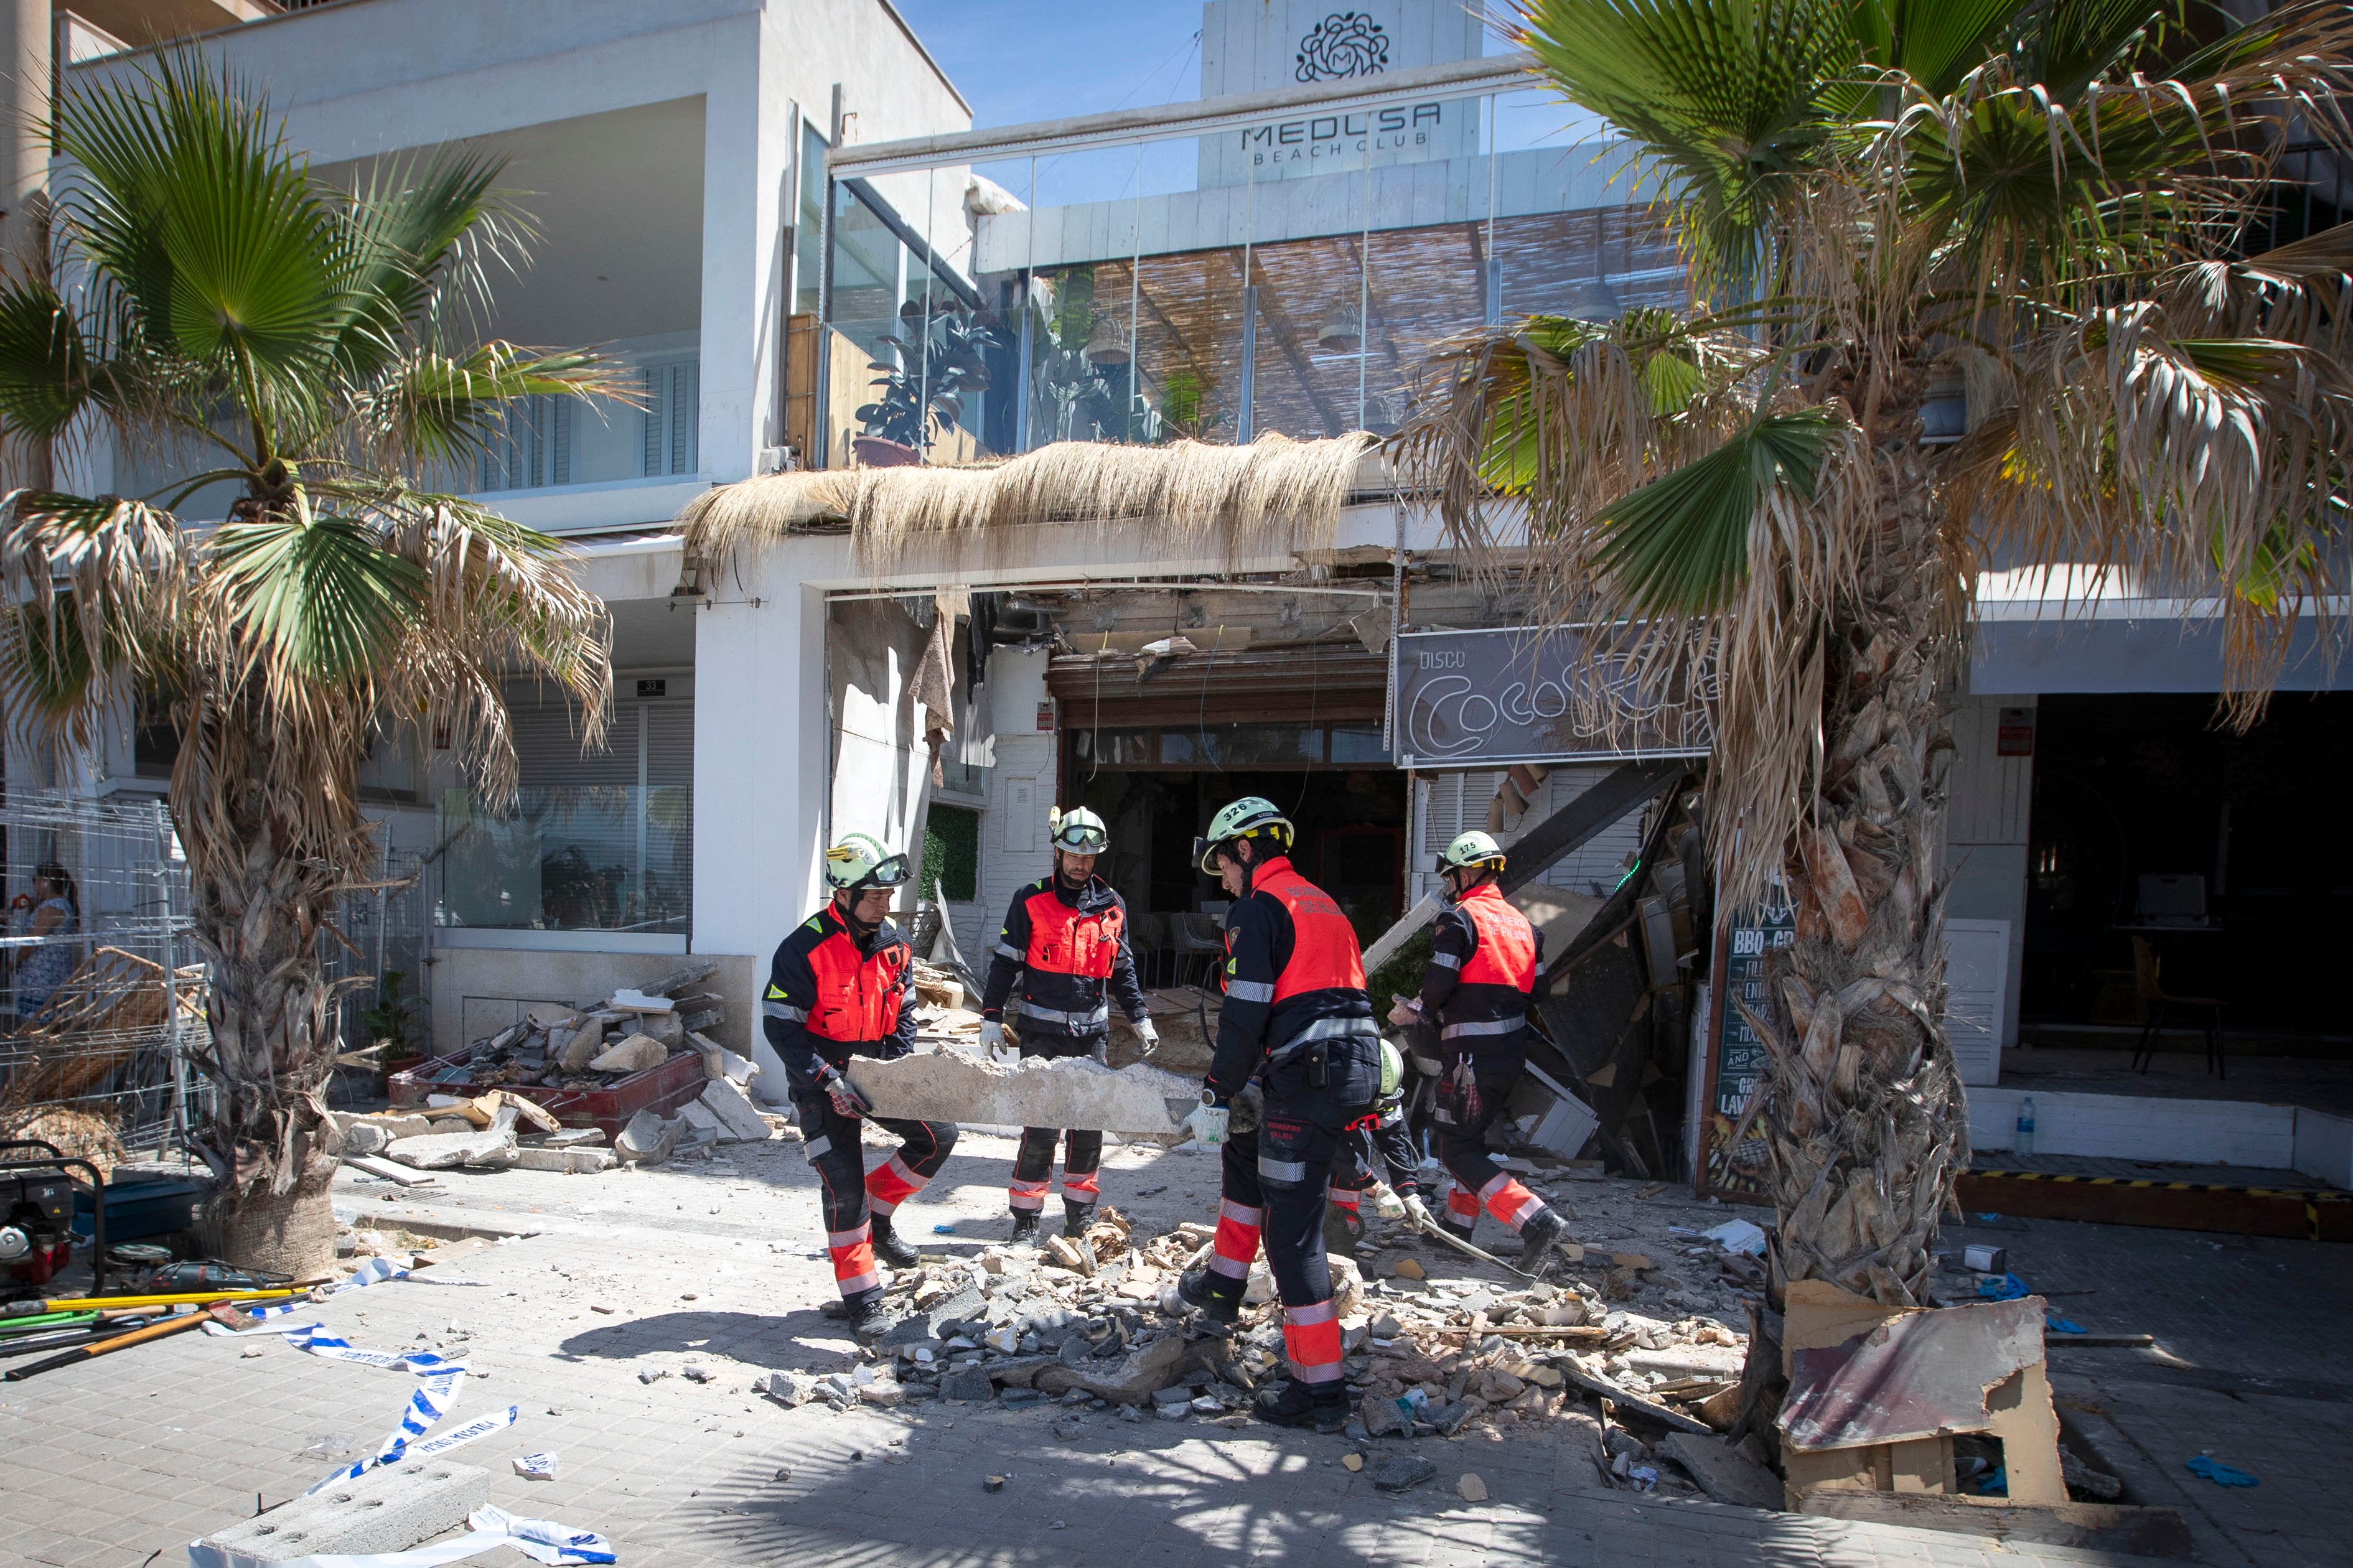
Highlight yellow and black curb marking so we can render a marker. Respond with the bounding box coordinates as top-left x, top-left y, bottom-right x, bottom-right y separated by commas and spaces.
1958, 1168, 2353, 1243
